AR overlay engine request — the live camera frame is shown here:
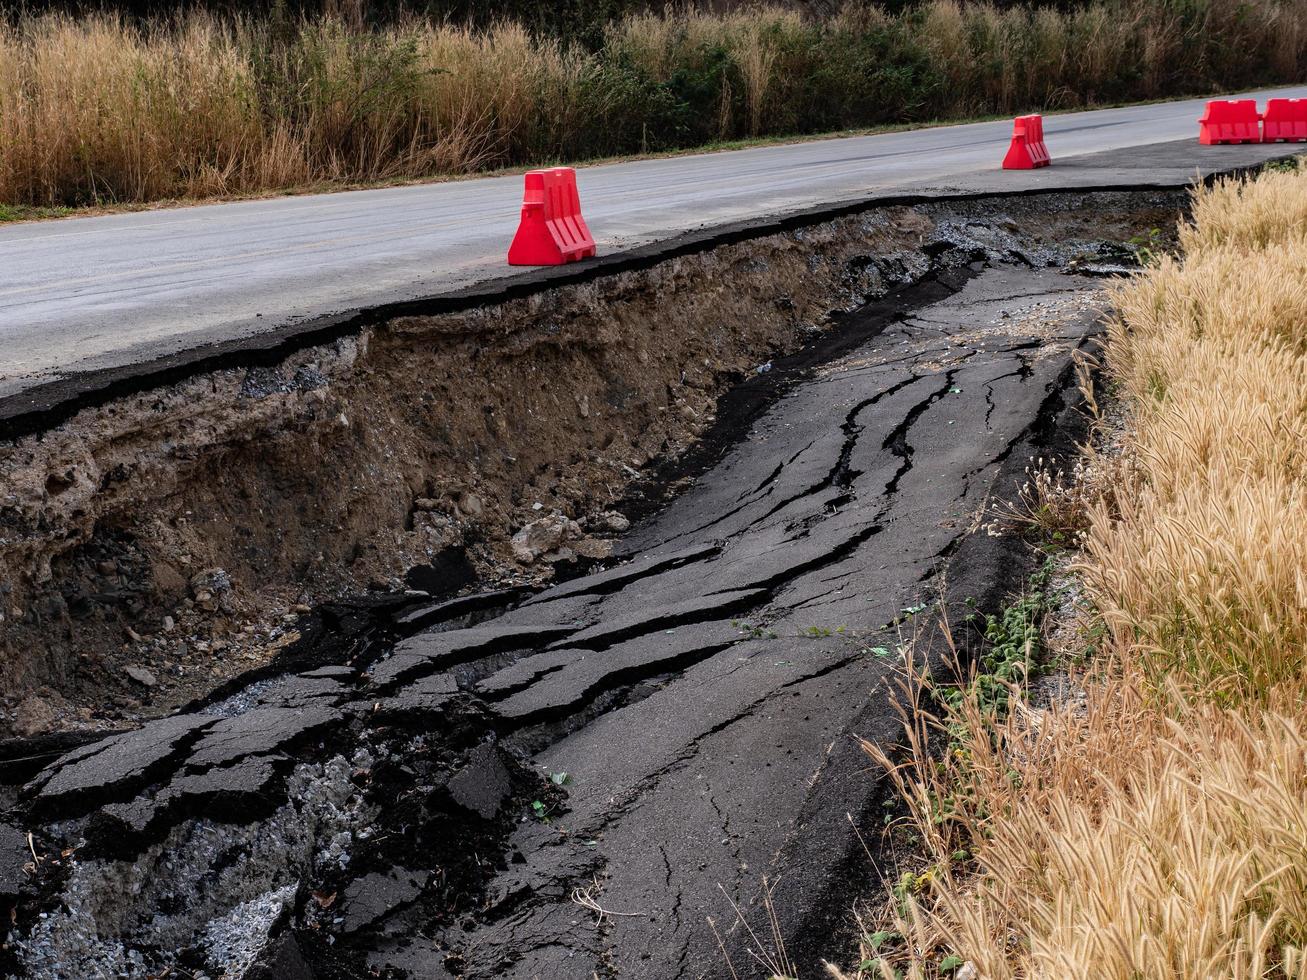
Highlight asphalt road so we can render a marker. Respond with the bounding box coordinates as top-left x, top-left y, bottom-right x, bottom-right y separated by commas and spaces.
0, 86, 1302, 405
